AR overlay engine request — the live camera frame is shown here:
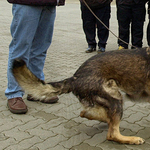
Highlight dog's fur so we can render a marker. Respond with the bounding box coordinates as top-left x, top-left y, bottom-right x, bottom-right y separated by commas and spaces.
12, 47, 150, 145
